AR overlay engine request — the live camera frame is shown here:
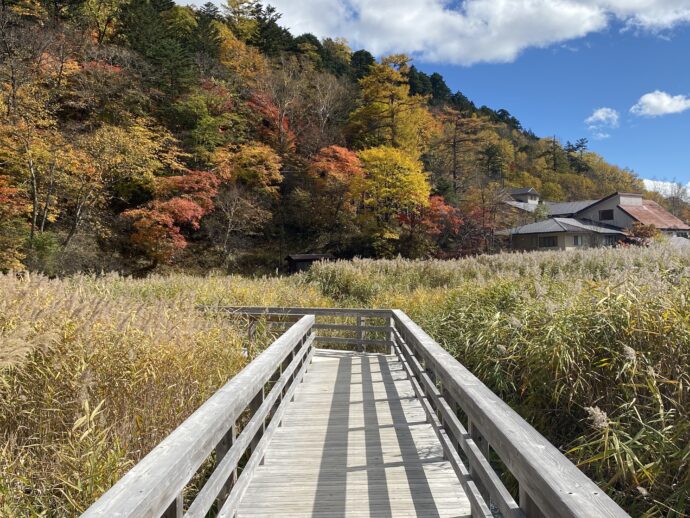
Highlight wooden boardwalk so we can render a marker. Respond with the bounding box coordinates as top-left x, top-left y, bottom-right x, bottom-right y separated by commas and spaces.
83, 308, 629, 518
238, 350, 471, 518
